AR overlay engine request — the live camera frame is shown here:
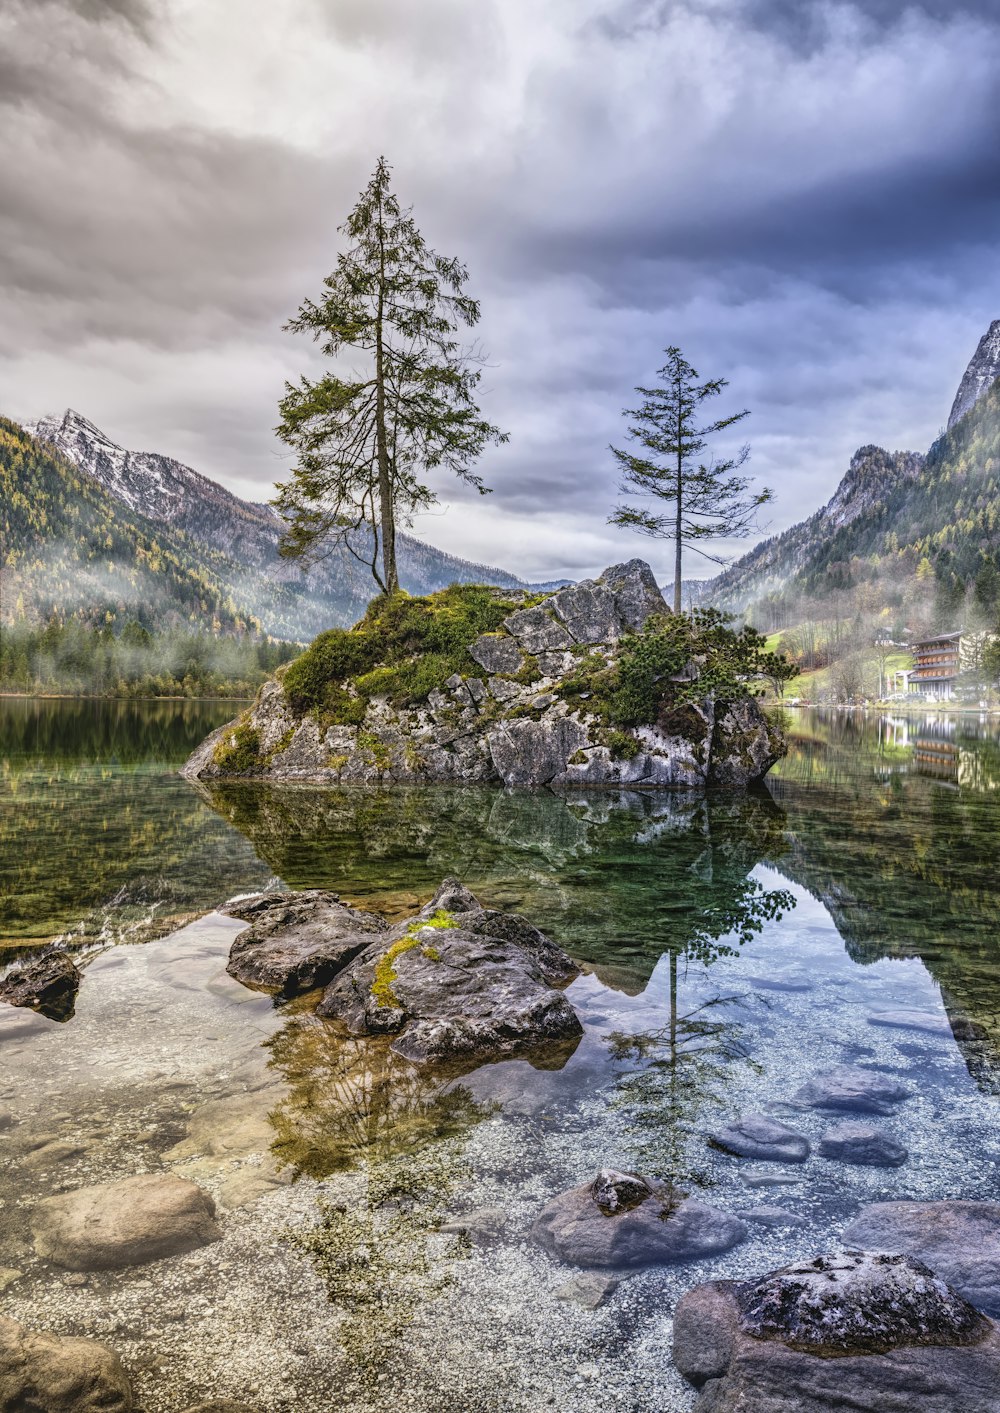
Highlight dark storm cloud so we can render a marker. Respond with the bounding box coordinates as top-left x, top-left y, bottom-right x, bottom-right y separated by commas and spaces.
3, 0, 1000, 580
